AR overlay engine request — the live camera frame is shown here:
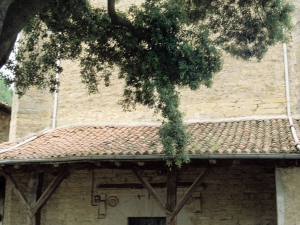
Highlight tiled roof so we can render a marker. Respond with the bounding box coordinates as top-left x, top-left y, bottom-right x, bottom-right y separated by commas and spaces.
0, 119, 299, 161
